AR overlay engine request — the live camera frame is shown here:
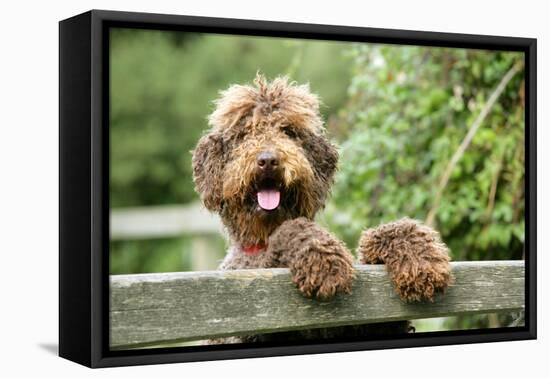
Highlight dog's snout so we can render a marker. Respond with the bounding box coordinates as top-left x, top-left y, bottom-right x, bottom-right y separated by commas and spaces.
257, 151, 280, 170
